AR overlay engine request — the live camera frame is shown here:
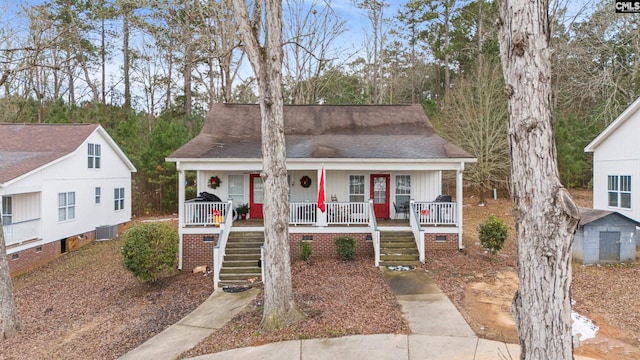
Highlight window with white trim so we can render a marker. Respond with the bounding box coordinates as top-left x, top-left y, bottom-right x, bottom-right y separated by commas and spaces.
2, 196, 12, 225
349, 175, 365, 202
608, 175, 631, 209
95, 187, 101, 205
58, 192, 76, 221
114, 188, 125, 211
228, 175, 245, 206
88, 143, 101, 169
395, 175, 411, 207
